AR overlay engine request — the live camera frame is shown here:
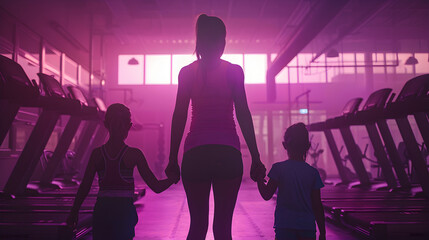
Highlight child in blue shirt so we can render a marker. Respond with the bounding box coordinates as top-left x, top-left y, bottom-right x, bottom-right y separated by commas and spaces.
257, 123, 325, 240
